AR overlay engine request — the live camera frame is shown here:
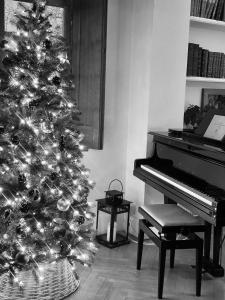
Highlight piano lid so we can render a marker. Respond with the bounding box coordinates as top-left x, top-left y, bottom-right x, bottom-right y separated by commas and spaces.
149, 131, 225, 165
